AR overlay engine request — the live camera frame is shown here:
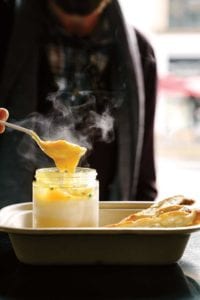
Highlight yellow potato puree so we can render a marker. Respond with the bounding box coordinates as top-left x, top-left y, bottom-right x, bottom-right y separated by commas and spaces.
37, 139, 87, 172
